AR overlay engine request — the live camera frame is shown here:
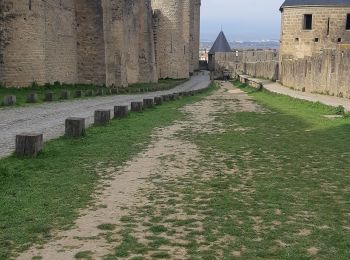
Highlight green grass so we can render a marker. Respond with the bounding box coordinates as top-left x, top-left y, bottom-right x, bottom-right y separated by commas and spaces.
75, 250, 93, 259
109, 81, 350, 259
0, 79, 186, 107
127, 79, 187, 92
97, 223, 116, 231
0, 86, 212, 259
